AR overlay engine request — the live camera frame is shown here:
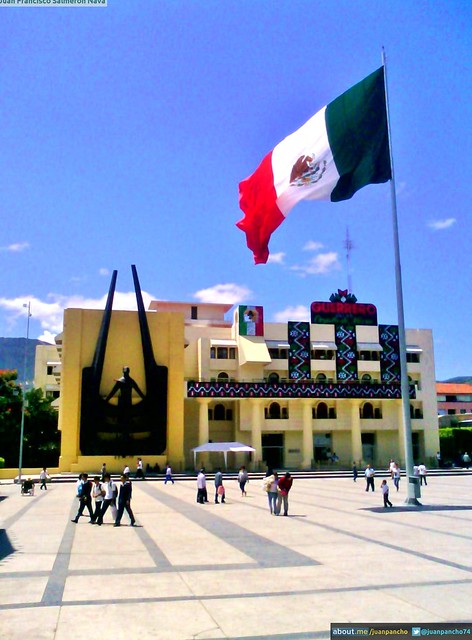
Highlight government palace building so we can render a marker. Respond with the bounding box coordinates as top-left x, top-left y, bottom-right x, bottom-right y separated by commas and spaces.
50, 277, 439, 474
